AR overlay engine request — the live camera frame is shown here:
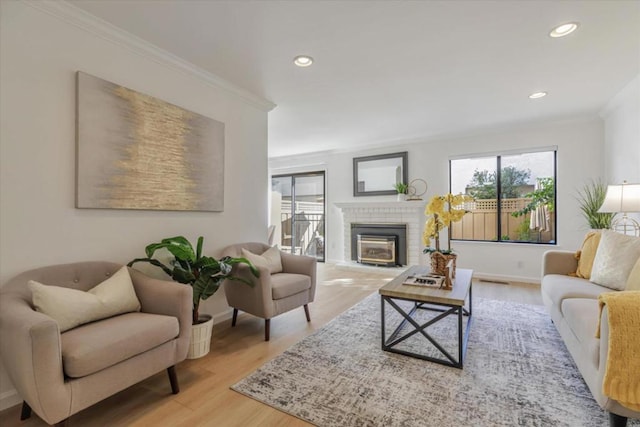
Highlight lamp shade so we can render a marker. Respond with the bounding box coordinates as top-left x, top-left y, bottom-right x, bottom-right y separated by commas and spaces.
598, 183, 640, 213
